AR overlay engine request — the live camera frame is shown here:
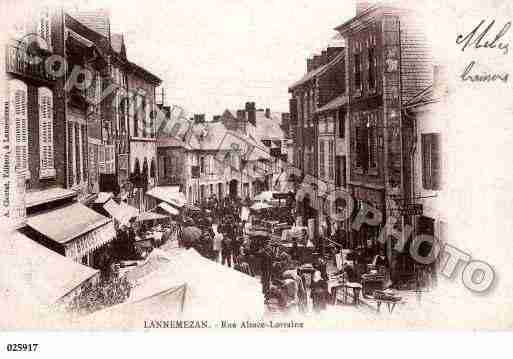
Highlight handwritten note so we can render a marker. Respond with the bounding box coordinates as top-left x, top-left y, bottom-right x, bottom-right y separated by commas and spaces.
456, 20, 511, 82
